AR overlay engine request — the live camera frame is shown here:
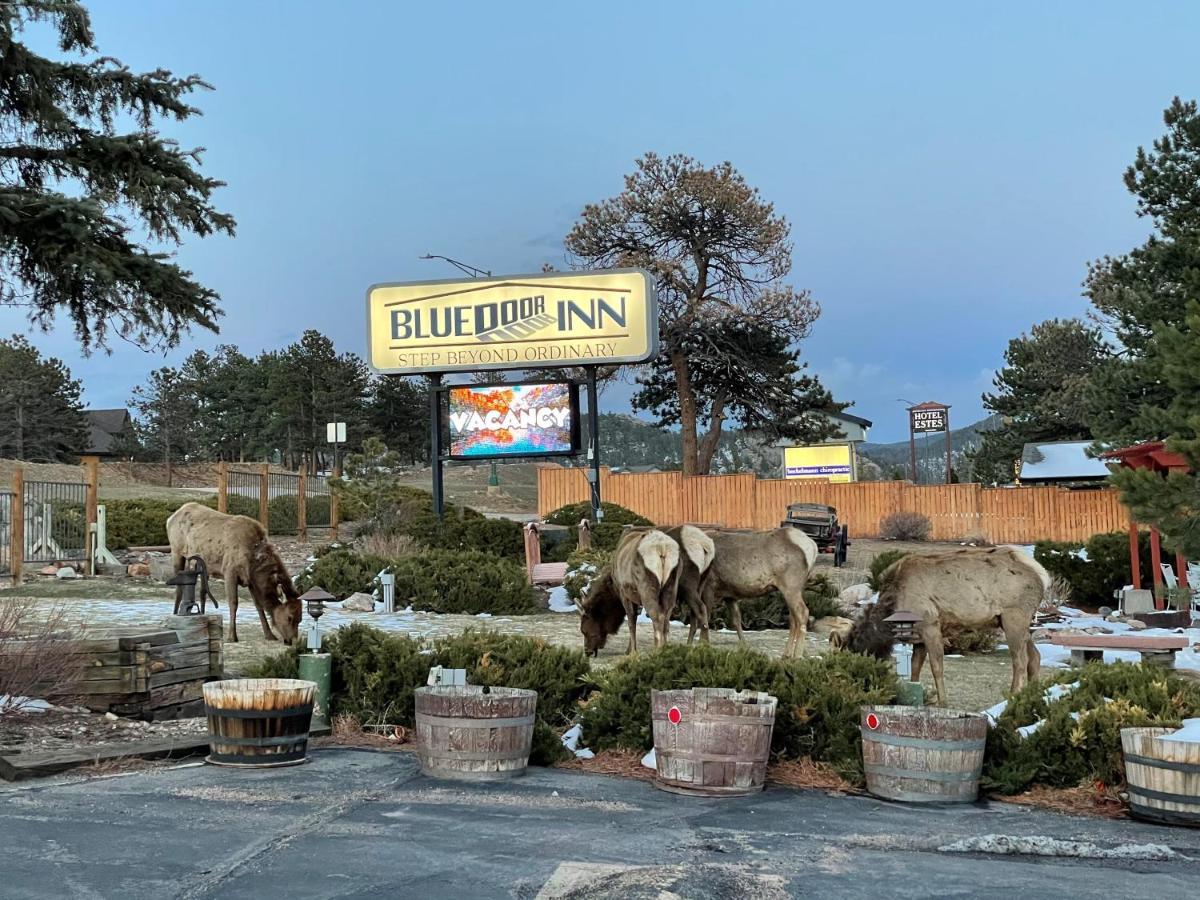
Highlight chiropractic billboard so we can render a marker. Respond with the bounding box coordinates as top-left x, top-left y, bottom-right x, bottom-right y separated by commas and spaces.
366, 269, 658, 375
446, 382, 579, 459
783, 444, 855, 482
